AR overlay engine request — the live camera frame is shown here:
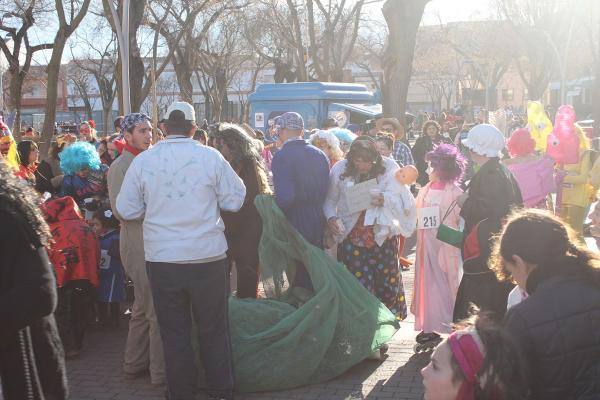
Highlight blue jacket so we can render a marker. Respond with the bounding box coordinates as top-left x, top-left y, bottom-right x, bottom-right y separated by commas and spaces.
272, 139, 329, 248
